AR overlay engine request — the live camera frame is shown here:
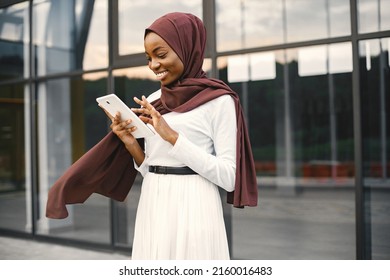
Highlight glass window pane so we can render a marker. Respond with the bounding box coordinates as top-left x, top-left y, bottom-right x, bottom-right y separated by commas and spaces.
328, 0, 351, 37
118, 0, 202, 55
36, 74, 112, 244
358, 0, 379, 33
33, 0, 107, 75
226, 52, 277, 83
285, 0, 350, 43
227, 55, 250, 83
82, 0, 108, 70
298, 45, 328, 76
0, 2, 29, 81
218, 45, 355, 259
358, 0, 390, 33
0, 83, 27, 232
285, 0, 327, 42
216, 0, 350, 52
216, 0, 284, 52
298, 43, 353, 77
360, 38, 390, 259
328, 43, 353, 74
380, 0, 390, 31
